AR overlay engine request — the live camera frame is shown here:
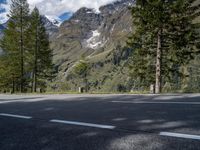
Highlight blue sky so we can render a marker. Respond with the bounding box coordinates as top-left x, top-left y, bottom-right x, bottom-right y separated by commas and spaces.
59, 12, 73, 21
0, 0, 6, 13
0, 0, 6, 3
0, 0, 118, 24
